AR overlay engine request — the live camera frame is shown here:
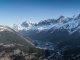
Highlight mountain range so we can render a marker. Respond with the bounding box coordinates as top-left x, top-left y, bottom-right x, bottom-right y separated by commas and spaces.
12, 13, 80, 59
12, 14, 80, 34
